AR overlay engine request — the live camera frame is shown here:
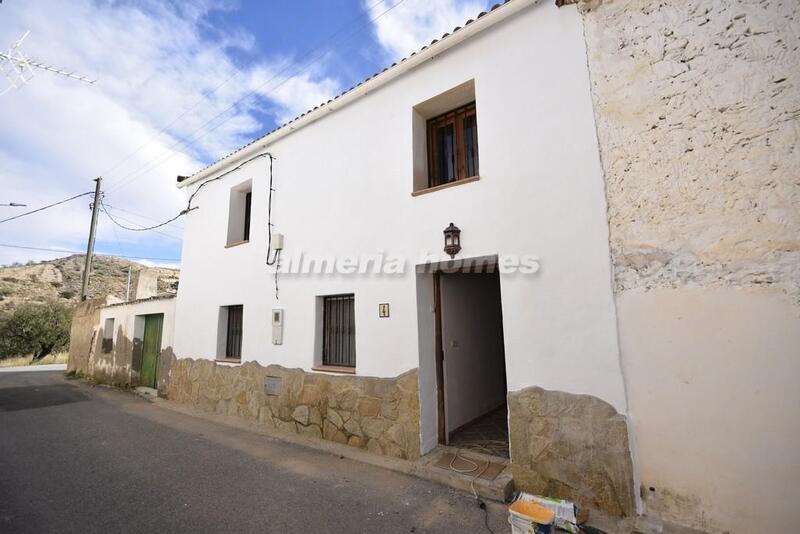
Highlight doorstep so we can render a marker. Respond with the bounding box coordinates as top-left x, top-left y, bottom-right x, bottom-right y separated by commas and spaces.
130, 389, 514, 503
421, 444, 514, 502
133, 386, 158, 399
